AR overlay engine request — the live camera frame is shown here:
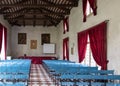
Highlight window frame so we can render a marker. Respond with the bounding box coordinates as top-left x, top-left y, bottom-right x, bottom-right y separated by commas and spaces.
81, 36, 101, 69
0, 28, 5, 60
86, 0, 93, 16
63, 17, 69, 34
